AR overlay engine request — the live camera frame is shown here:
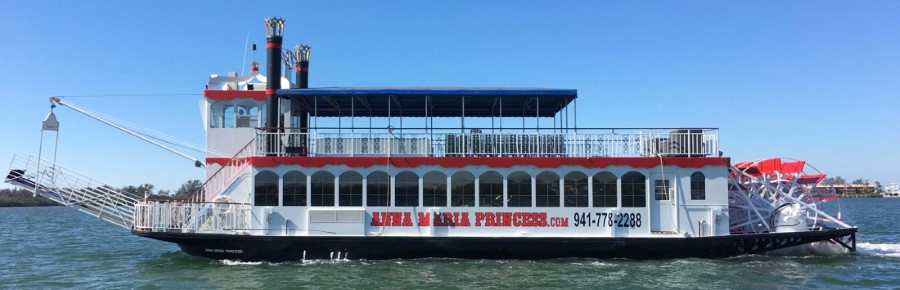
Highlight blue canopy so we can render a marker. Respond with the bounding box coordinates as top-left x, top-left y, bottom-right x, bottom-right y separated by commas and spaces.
277, 87, 577, 117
